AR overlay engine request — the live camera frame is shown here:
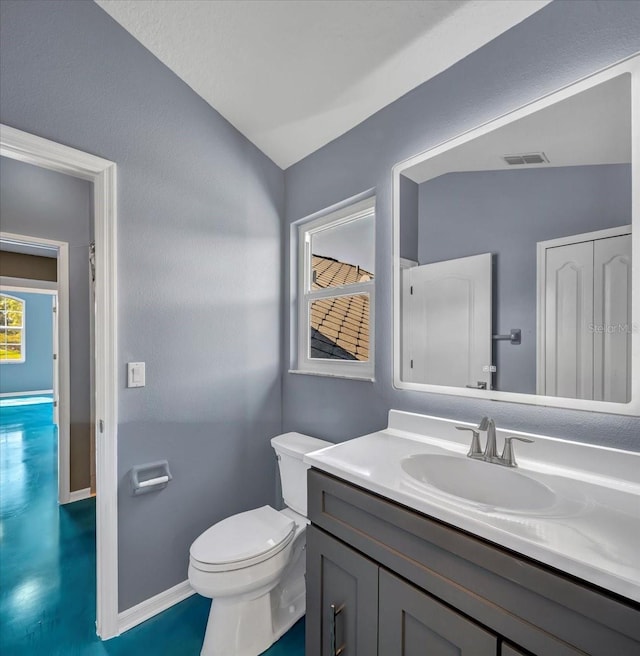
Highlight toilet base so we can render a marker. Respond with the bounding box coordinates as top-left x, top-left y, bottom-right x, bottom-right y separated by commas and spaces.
200, 590, 305, 656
